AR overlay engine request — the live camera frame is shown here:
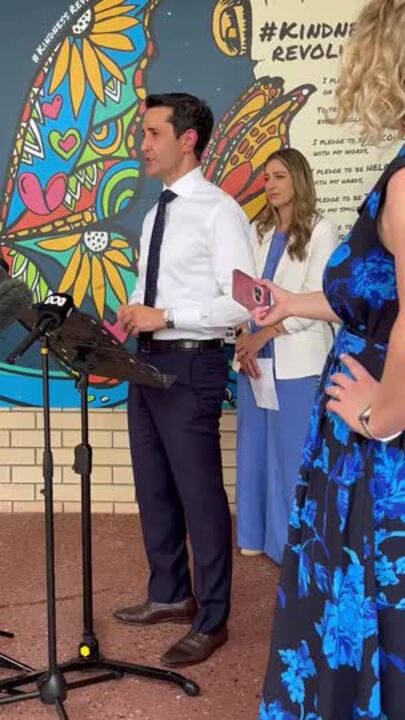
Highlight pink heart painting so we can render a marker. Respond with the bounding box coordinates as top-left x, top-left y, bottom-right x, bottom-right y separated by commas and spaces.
49, 129, 81, 160
18, 172, 67, 215
59, 134, 77, 155
42, 95, 63, 120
